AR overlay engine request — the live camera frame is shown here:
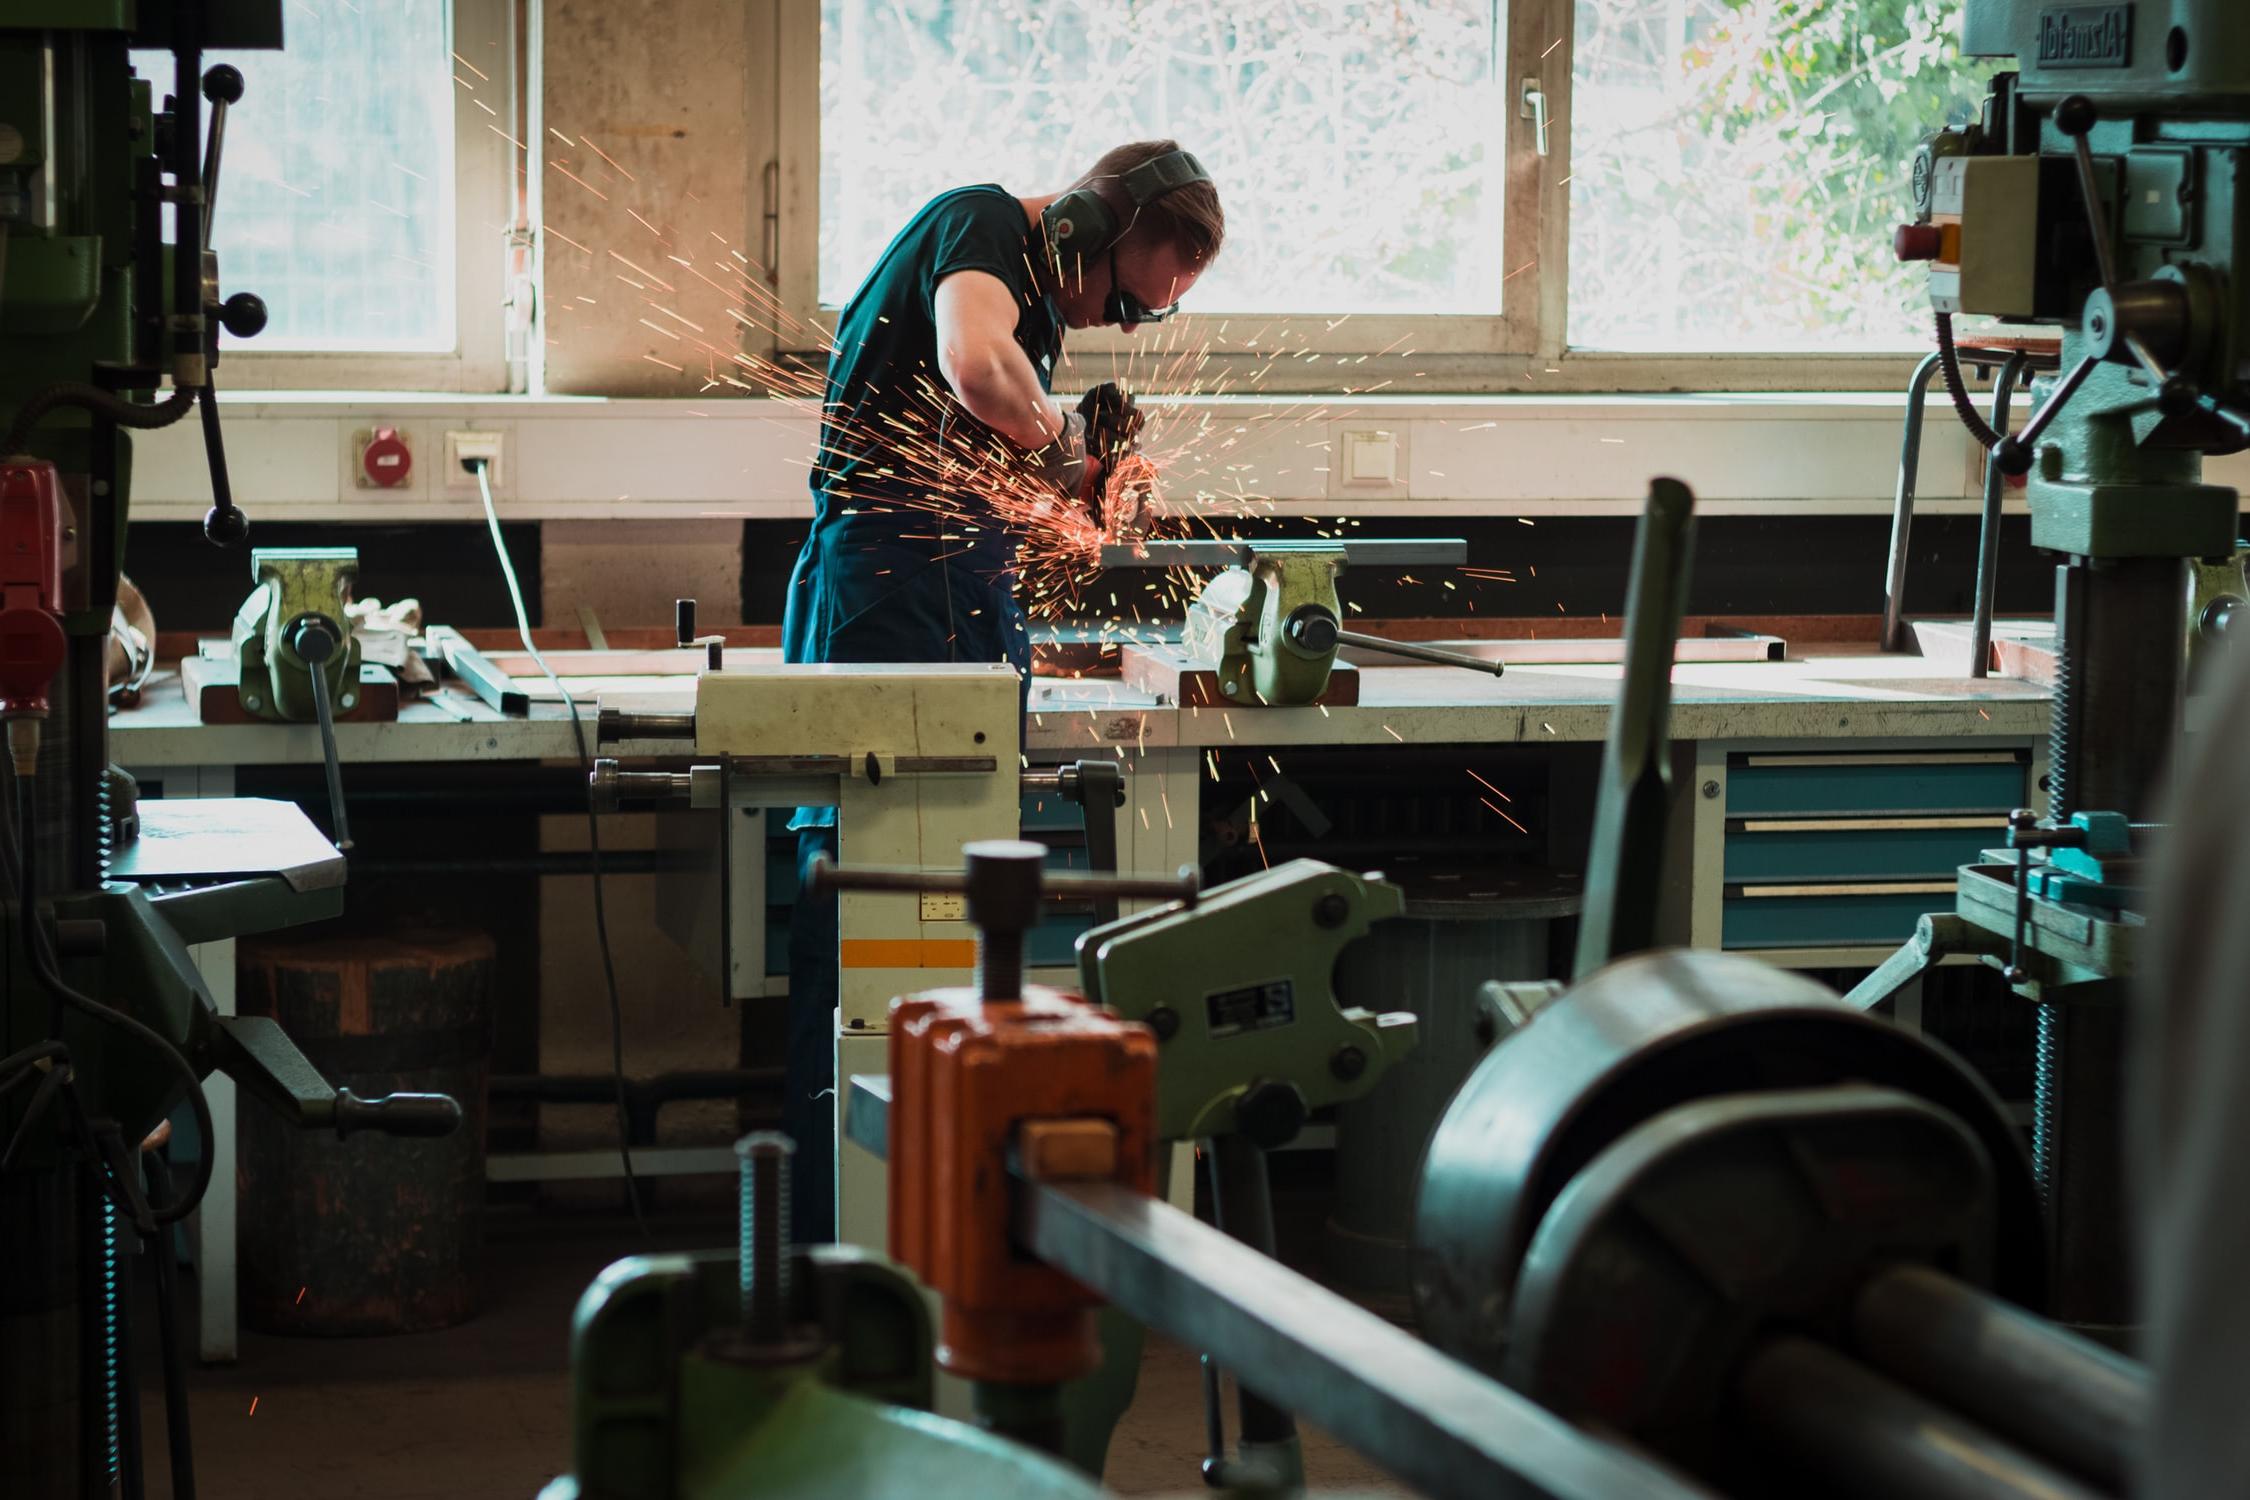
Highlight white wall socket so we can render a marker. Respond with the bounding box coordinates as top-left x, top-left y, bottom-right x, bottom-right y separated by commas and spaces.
444, 430, 506, 489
